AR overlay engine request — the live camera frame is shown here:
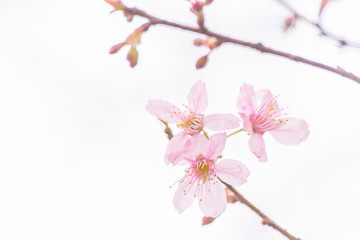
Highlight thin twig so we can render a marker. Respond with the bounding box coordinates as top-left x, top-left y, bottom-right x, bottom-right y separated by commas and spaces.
160, 120, 174, 140
121, 6, 360, 84
202, 130, 210, 140
276, 0, 360, 48
219, 179, 301, 240
227, 128, 244, 138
